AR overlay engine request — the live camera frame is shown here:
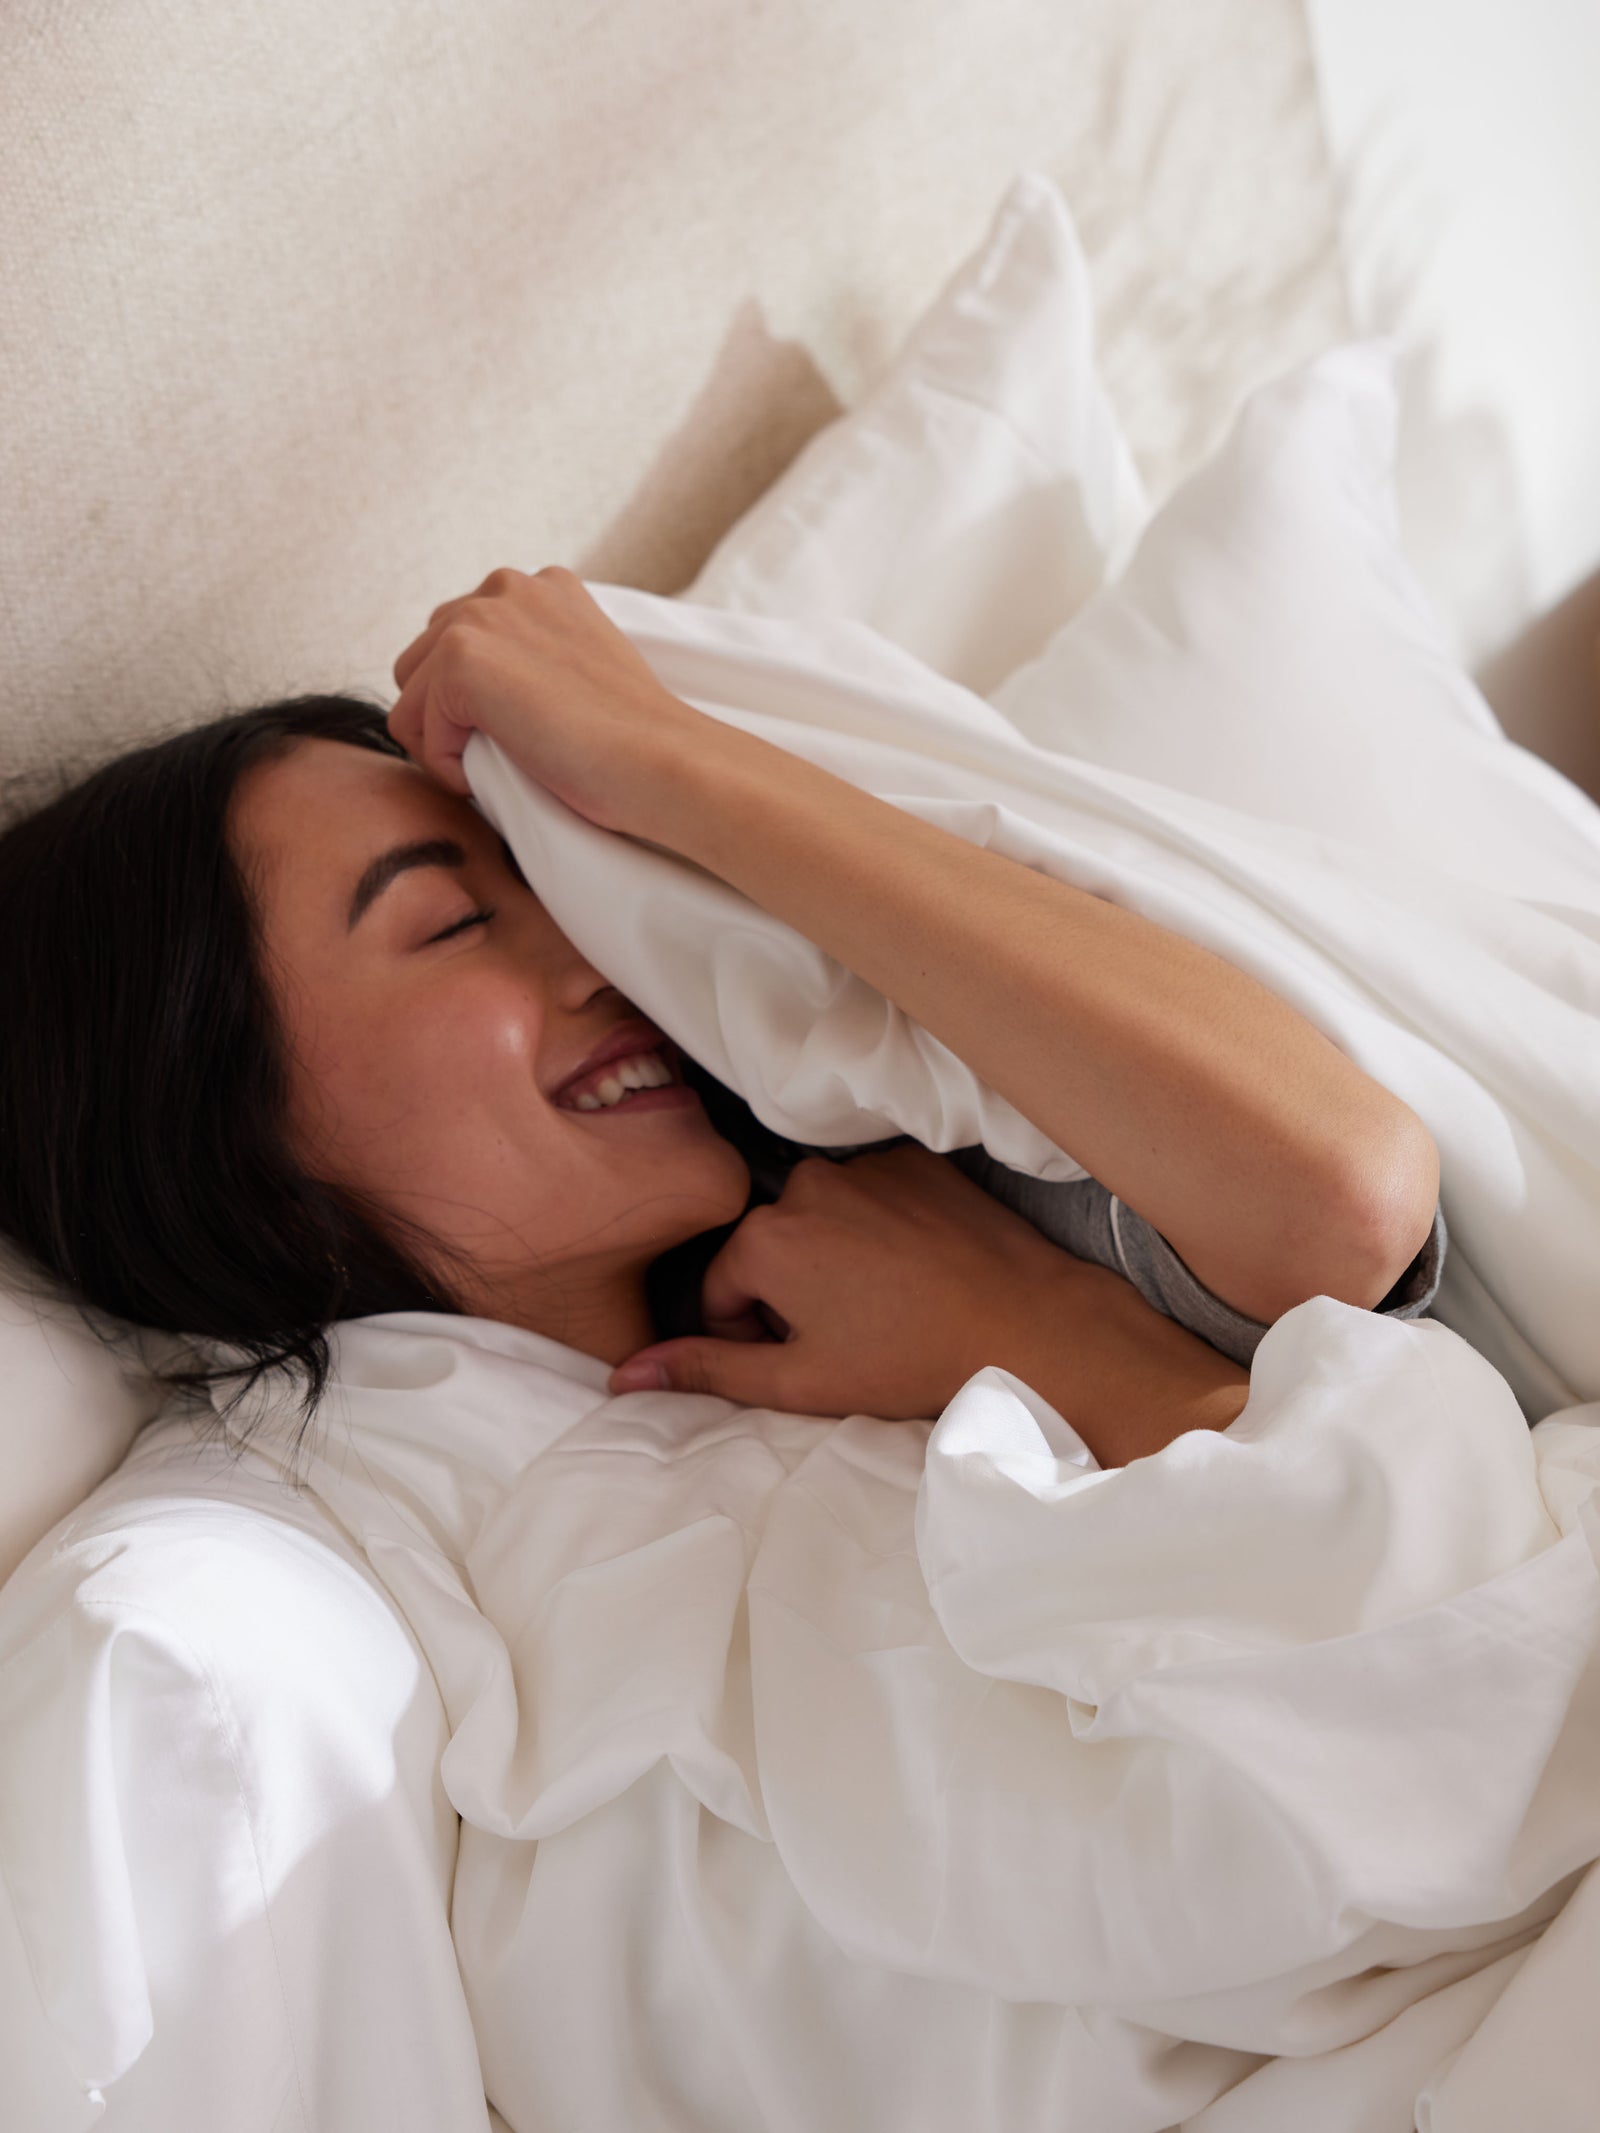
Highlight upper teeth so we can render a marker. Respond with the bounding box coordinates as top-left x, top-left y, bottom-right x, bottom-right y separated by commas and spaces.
564, 1049, 675, 1110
